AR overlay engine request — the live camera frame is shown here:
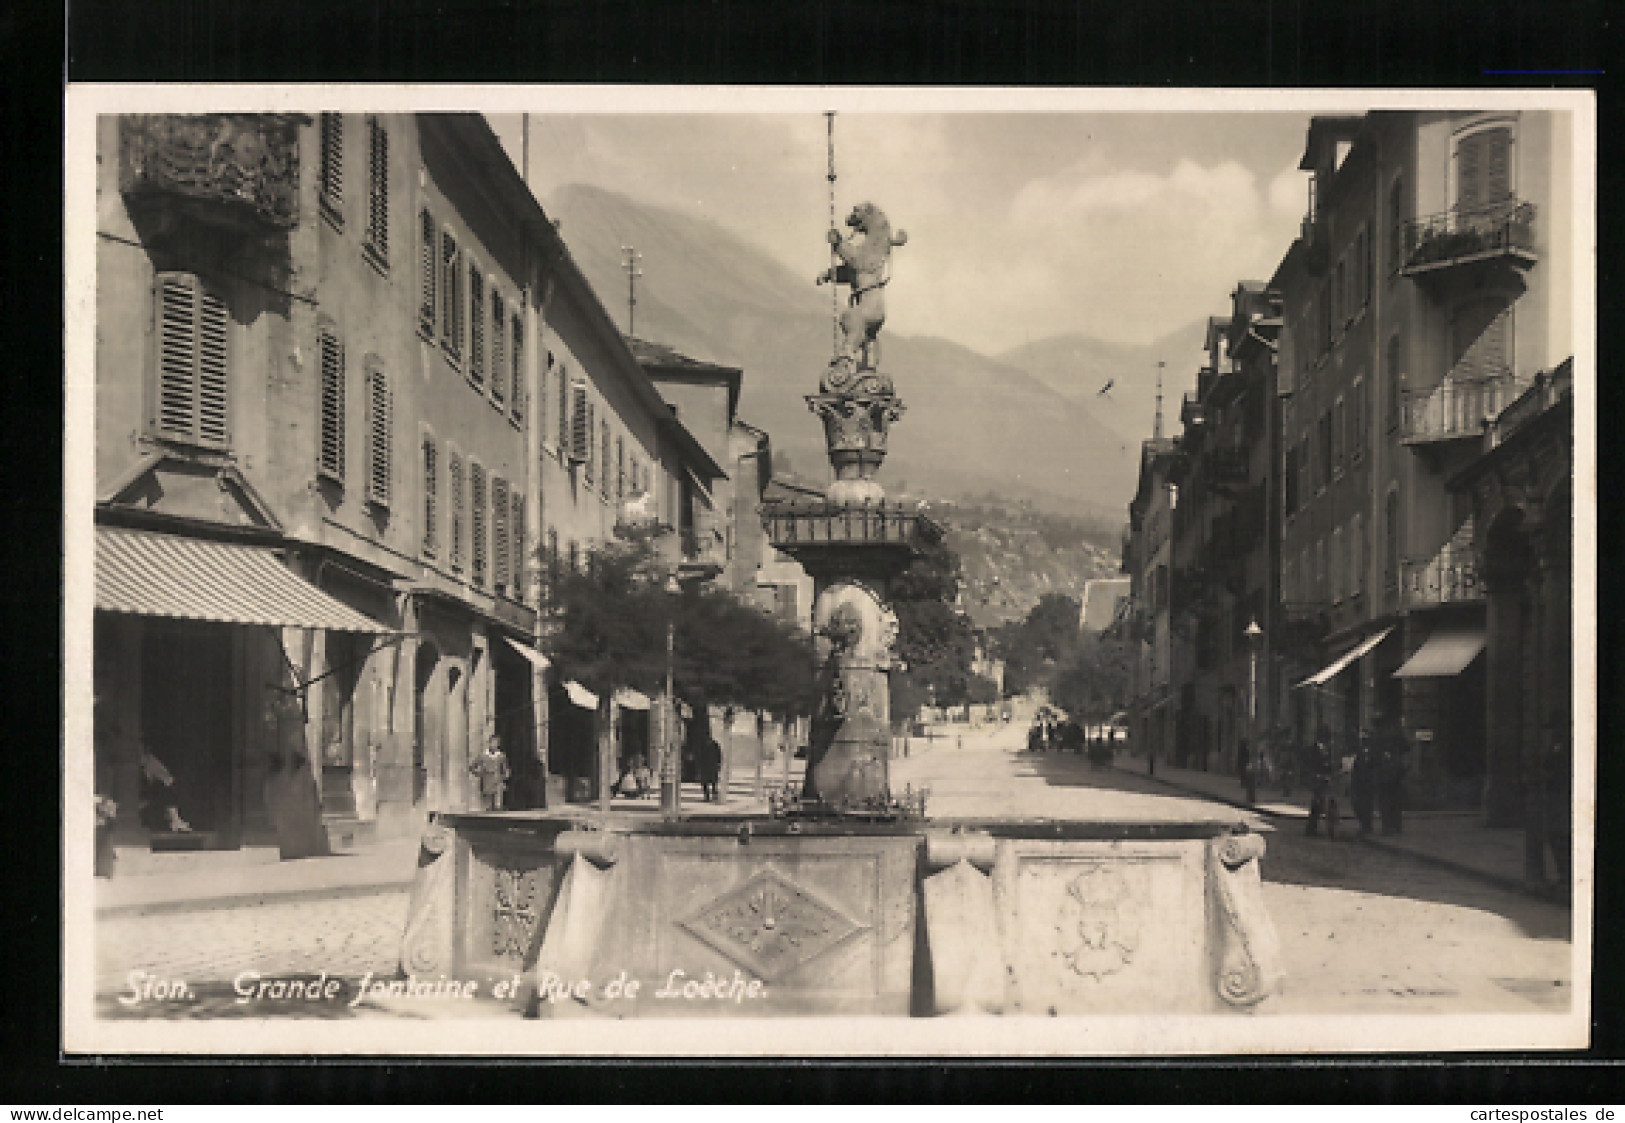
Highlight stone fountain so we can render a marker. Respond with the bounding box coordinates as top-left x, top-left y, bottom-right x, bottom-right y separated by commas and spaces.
396, 202, 1283, 1020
